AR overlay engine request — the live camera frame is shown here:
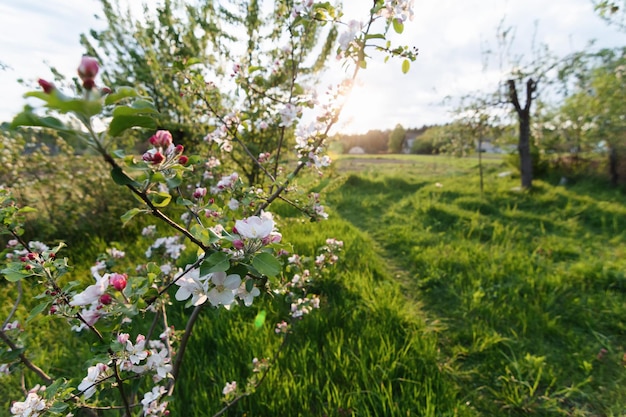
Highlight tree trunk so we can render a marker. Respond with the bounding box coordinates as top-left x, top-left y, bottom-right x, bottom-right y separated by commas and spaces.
518, 114, 533, 189
507, 78, 537, 189
609, 144, 619, 186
